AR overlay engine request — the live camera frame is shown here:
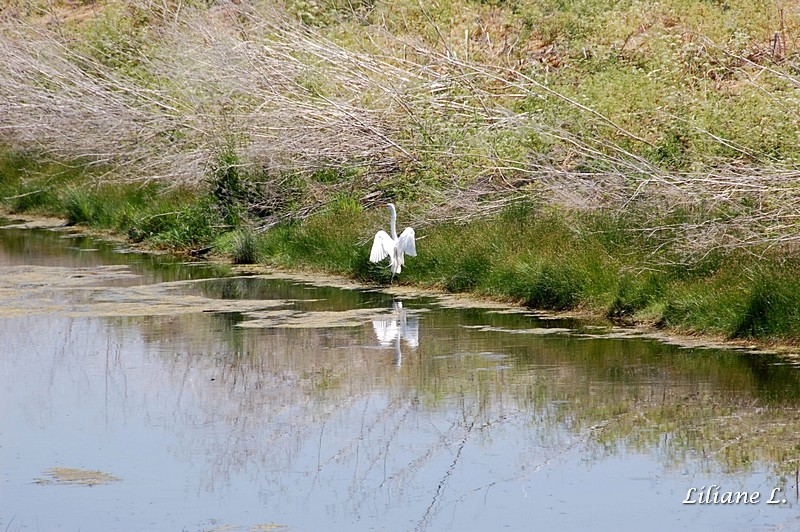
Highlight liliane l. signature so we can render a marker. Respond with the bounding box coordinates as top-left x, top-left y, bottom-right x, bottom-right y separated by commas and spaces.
682, 485, 787, 505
